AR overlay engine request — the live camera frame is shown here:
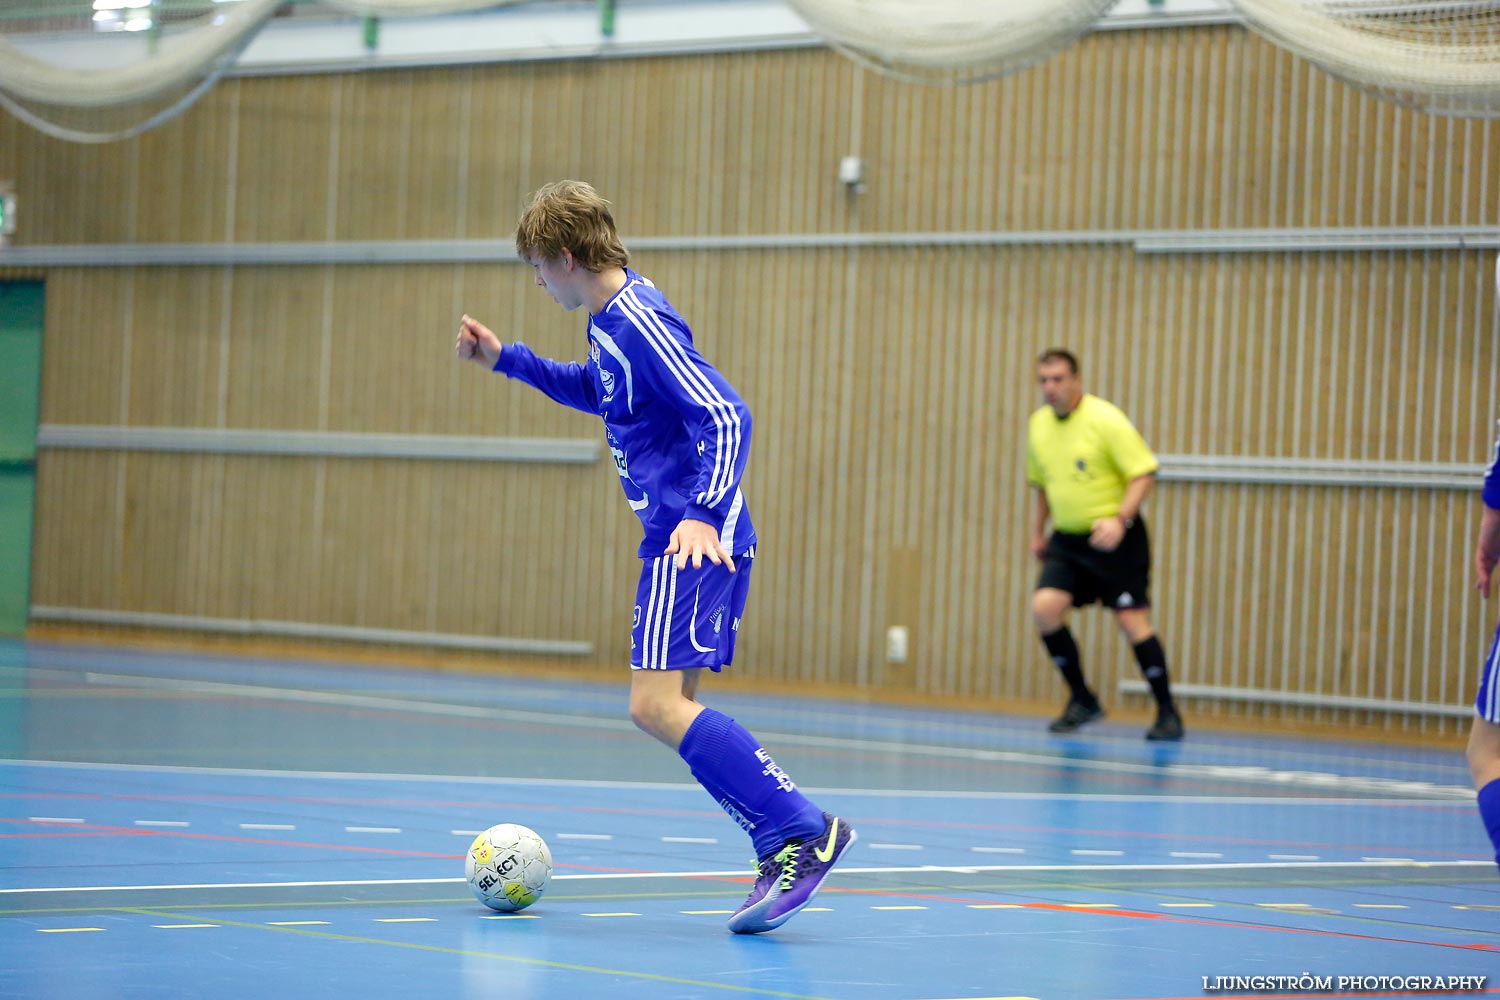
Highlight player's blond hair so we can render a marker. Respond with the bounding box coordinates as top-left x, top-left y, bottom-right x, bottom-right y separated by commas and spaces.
514, 180, 629, 272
